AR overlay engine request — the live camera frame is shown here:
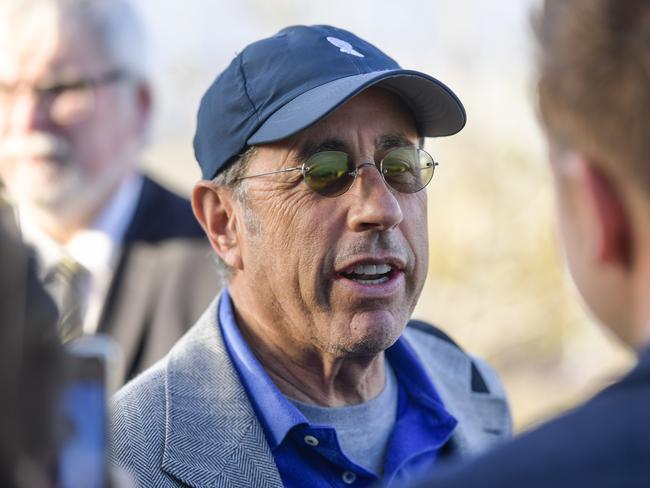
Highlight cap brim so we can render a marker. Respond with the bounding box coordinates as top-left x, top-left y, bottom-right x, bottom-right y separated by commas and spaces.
247, 69, 466, 145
